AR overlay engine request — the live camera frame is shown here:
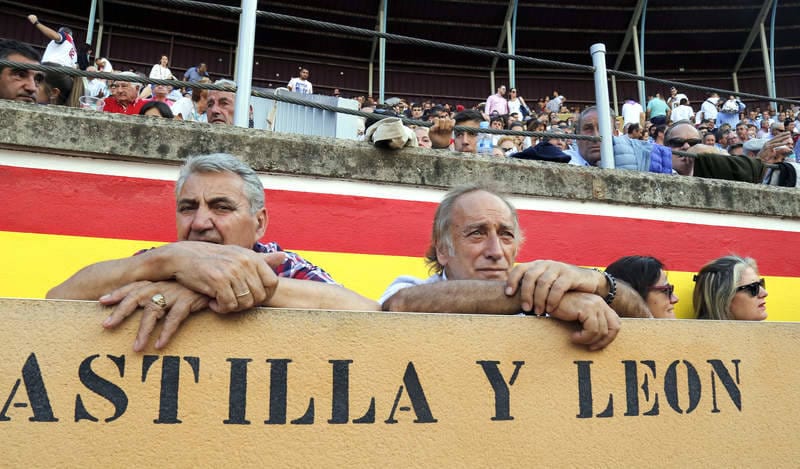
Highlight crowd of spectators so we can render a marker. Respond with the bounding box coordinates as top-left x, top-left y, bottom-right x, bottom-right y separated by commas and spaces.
0, 30, 781, 330
2, 17, 800, 188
